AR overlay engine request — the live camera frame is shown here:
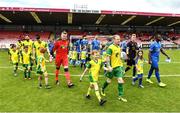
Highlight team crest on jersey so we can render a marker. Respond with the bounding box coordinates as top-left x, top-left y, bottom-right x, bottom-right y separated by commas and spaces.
61, 46, 65, 49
